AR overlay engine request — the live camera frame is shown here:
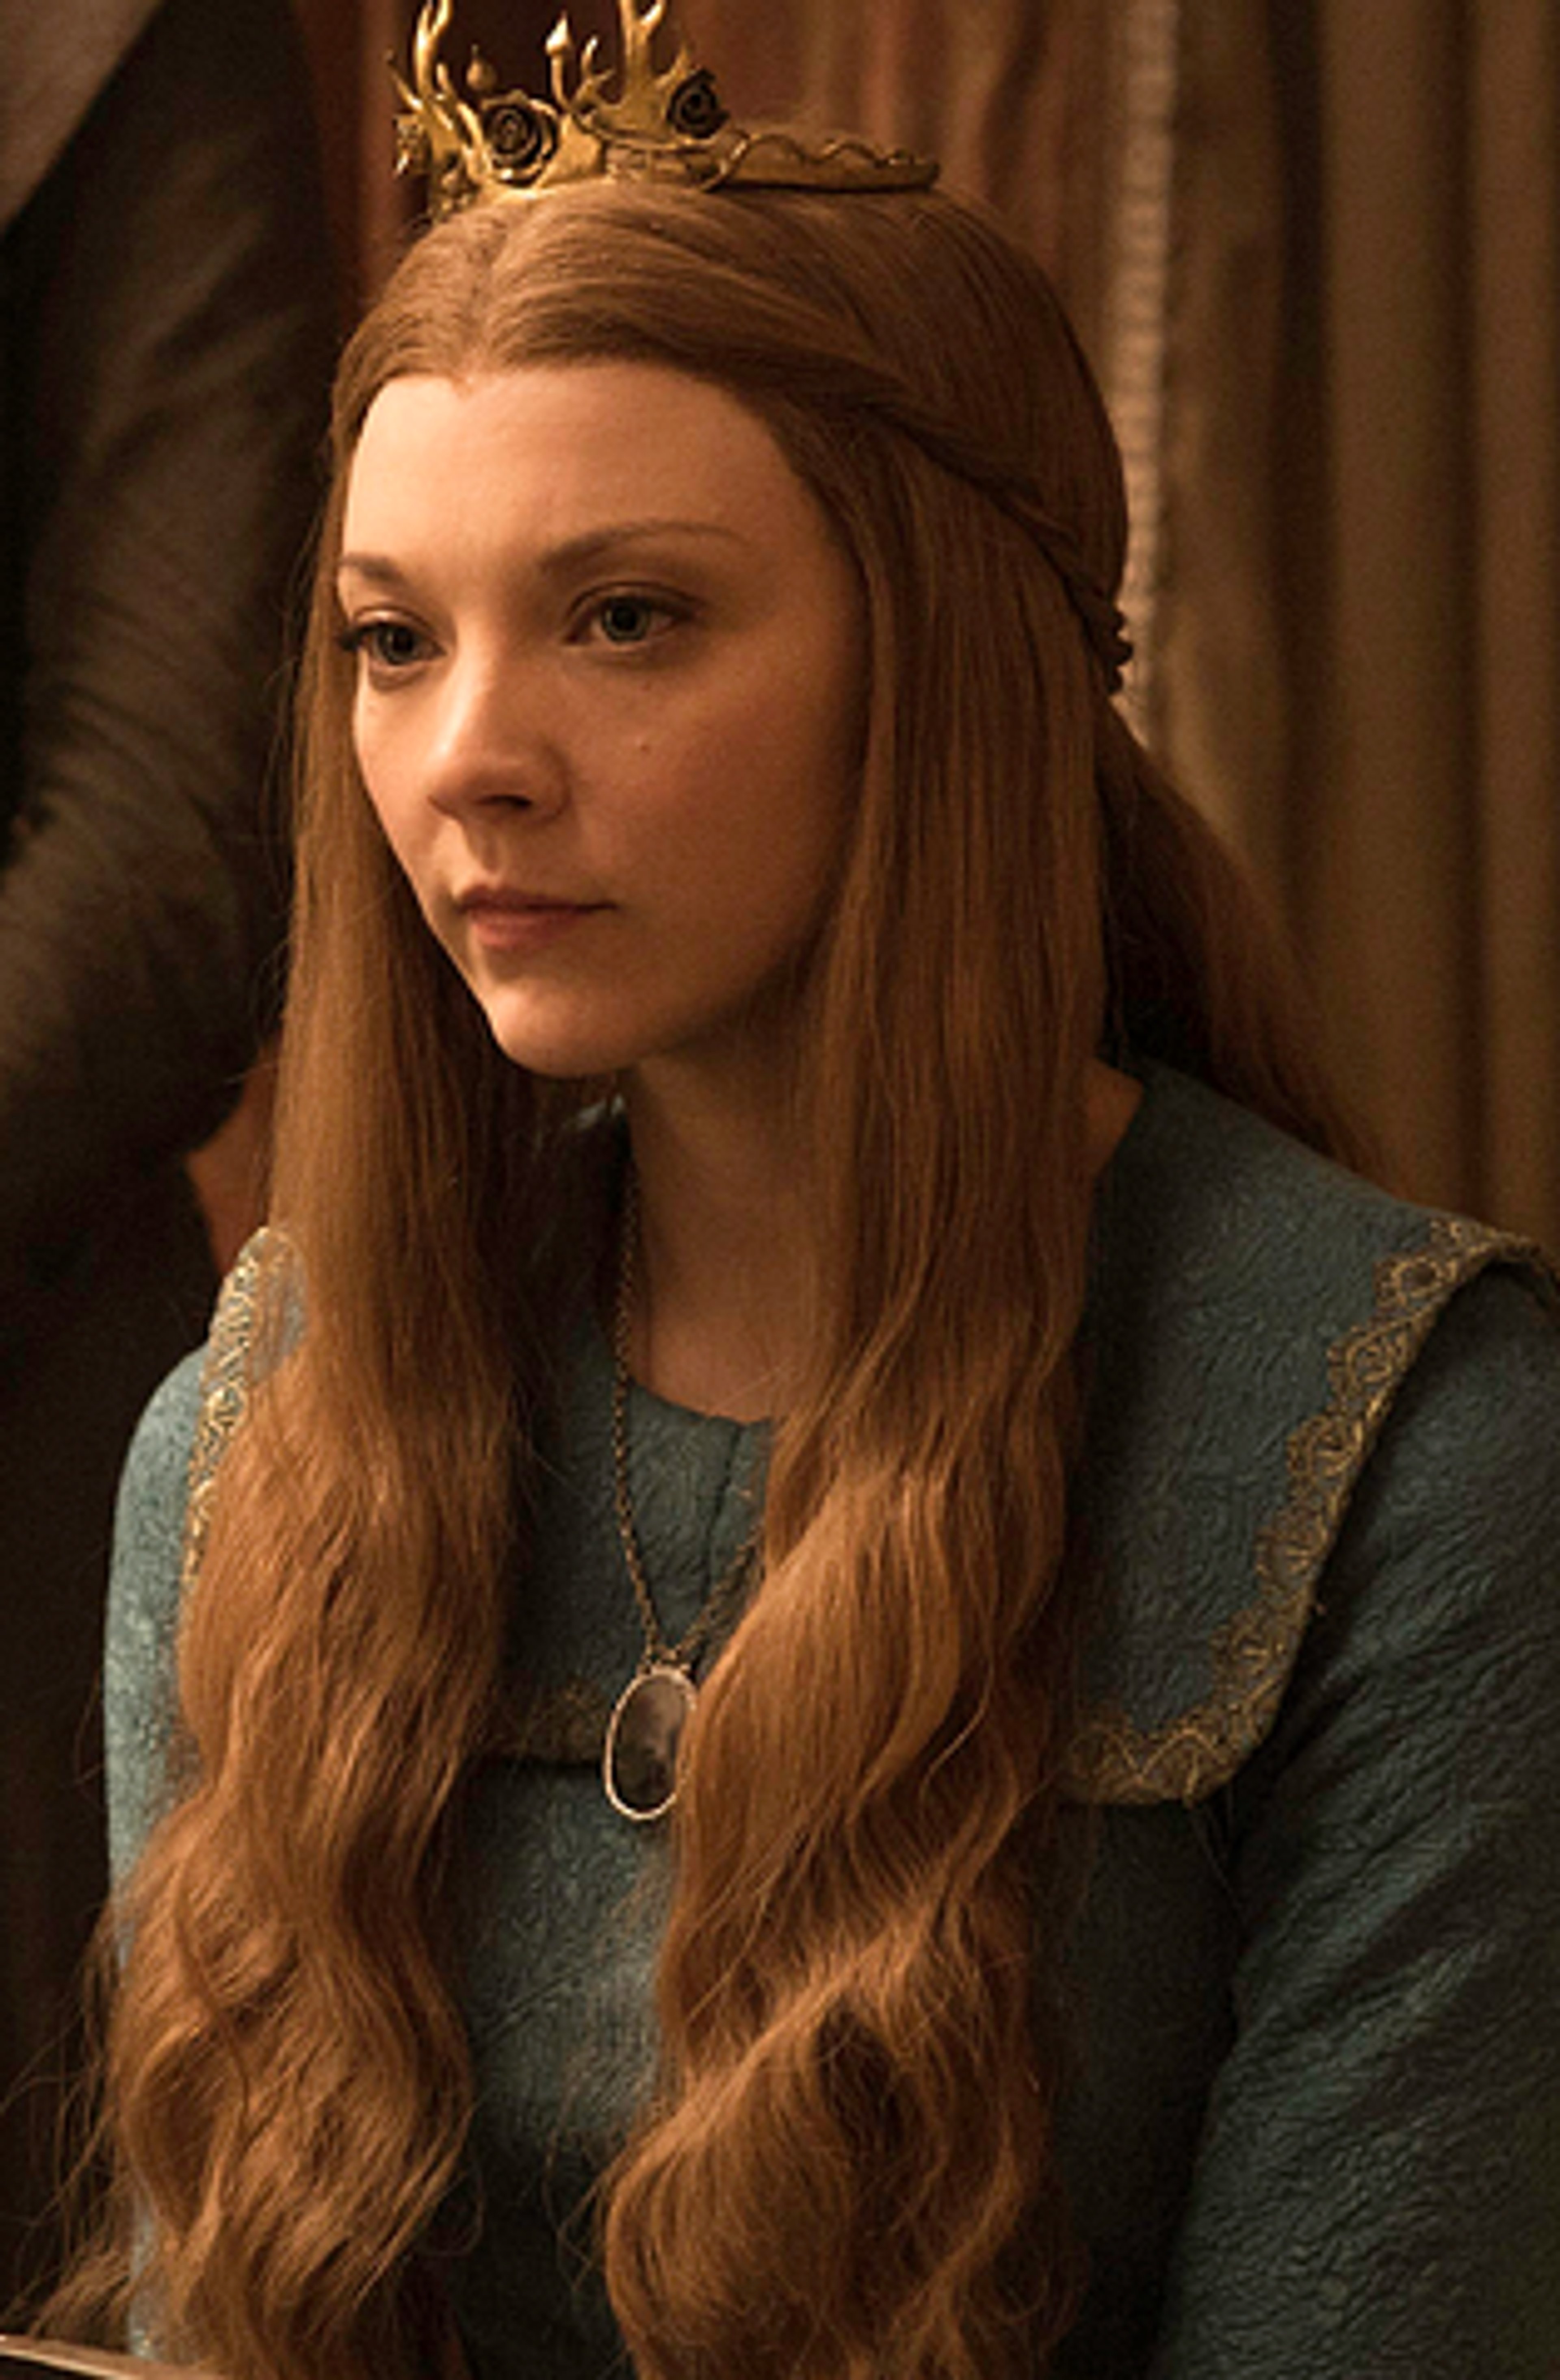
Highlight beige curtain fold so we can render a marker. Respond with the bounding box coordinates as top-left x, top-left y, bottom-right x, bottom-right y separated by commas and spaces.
1460, 1, 1560, 1240
1146, 5, 1288, 868
1166, 1, 1560, 1238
